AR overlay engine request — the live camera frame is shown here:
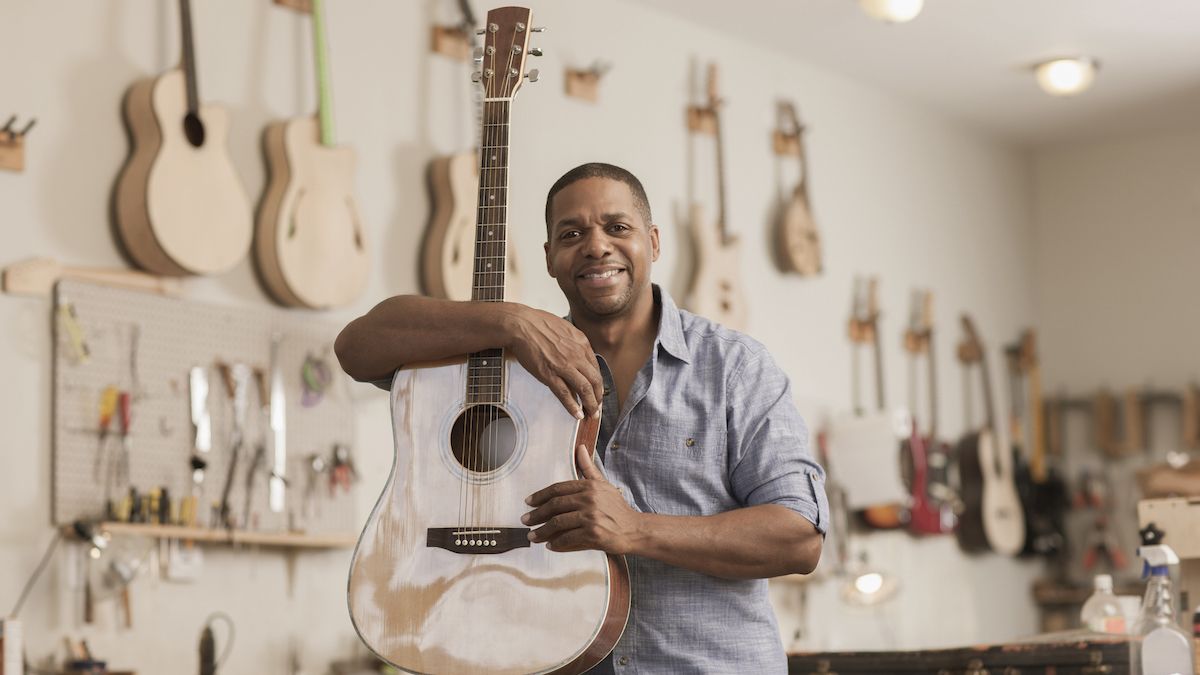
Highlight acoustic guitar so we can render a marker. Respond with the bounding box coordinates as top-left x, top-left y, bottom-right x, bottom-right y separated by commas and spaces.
773, 101, 822, 276
422, 0, 522, 302
347, 9, 629, 673
953, 315, 1025, 555
684, 64, 749, 331
114, 0, 252, 277
901, 291, 954, 535
255, 0, 369, 309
